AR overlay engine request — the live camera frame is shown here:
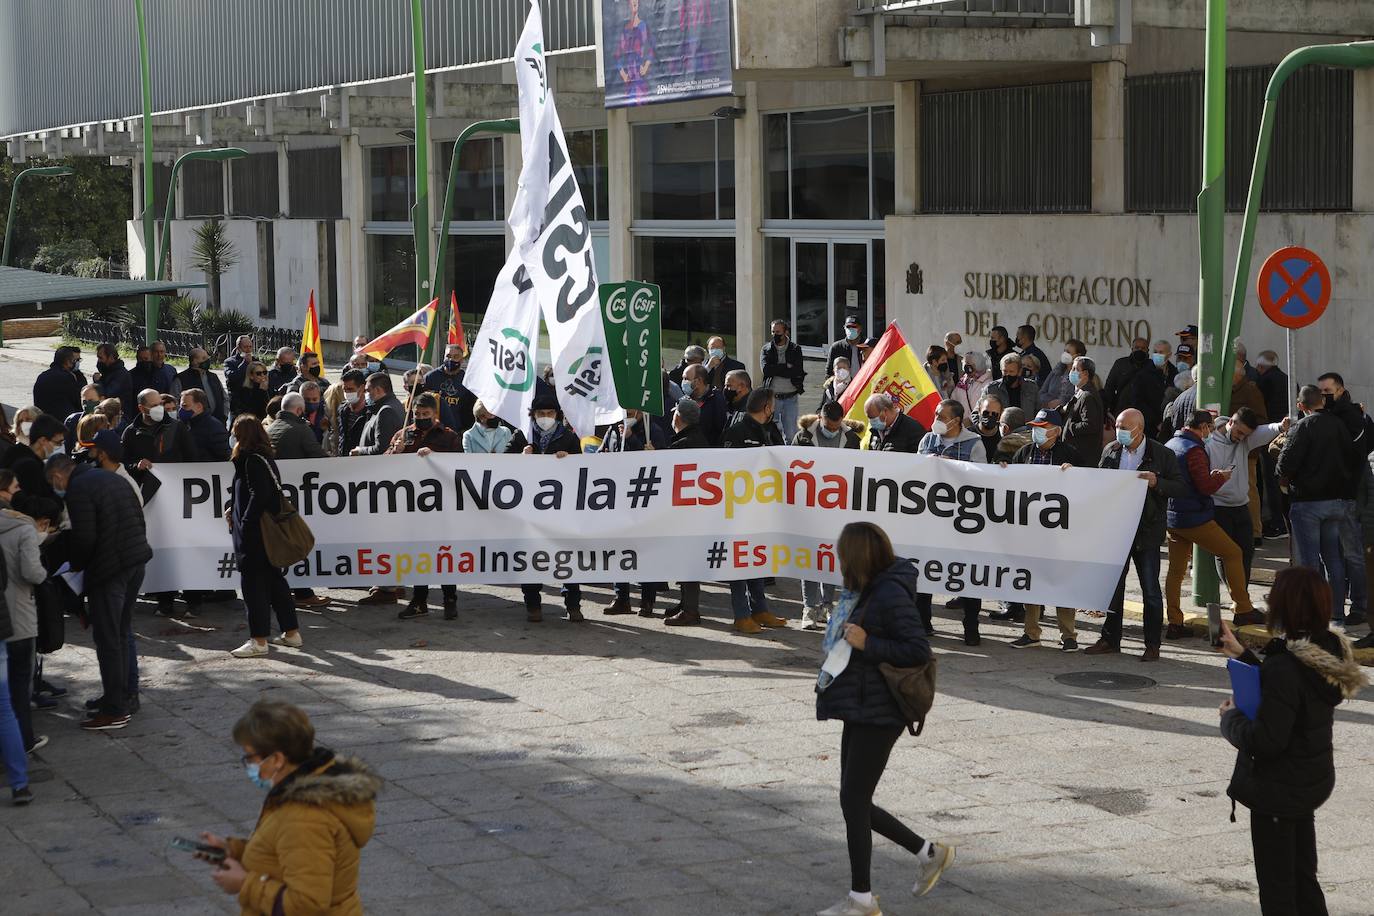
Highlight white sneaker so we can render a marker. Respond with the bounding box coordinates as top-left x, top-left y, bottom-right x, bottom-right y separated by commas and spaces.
817, 895, 881, 916
272, 633, 304, 648
801, 606, 827, 631
913, 843, 954, 897
230, 640, 269, 658
27, 734, 48, 754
